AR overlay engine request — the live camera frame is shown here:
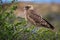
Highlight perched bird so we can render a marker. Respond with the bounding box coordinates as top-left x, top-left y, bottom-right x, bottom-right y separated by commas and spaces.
24, 5, 54, 30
